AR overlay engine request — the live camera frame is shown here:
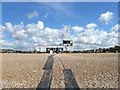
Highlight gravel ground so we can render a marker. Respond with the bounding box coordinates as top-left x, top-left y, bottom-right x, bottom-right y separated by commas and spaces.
51, 55, 65, 88
0, 53, 2, 89
55, 53, 118, 88
2, 53, 50, 88
1, 53, 119, 88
